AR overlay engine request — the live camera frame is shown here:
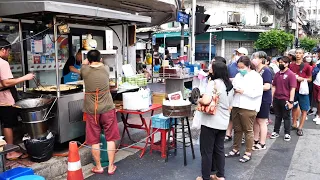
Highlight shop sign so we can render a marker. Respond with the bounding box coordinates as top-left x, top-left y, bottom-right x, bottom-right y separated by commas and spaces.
177, 11, 190, 24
